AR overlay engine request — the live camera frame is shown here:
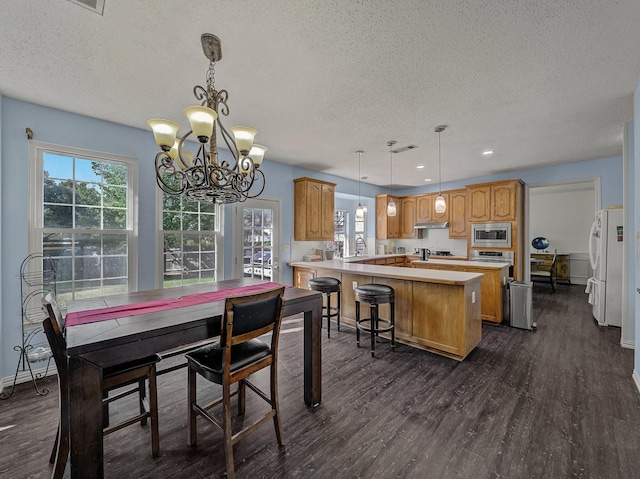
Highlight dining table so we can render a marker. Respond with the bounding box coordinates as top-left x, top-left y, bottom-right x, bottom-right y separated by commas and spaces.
64, 277, 323, 479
